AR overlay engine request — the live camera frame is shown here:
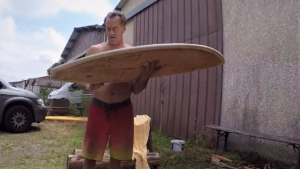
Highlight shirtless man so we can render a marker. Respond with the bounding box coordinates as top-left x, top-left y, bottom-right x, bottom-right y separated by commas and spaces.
75, 11, 161, 169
